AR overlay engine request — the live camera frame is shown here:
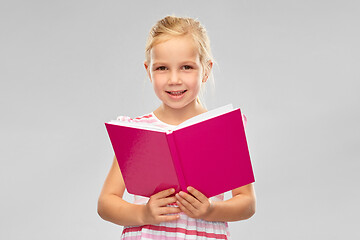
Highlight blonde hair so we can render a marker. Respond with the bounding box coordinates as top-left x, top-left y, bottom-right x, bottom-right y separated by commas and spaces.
145, 15, 215, 108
